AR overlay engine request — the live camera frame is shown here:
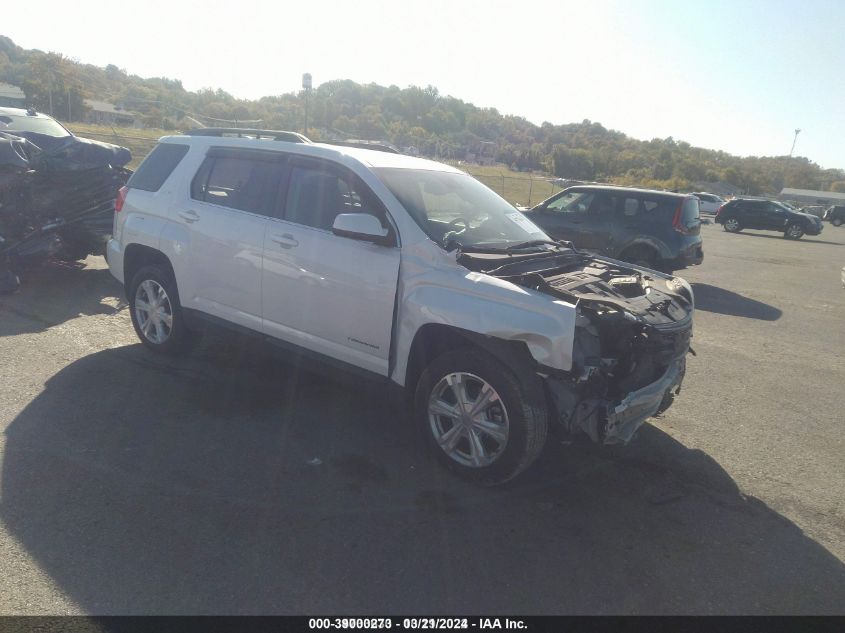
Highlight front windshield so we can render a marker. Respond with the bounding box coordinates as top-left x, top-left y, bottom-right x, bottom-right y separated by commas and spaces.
0, 114, 72, 138
375, 167, 549, 248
